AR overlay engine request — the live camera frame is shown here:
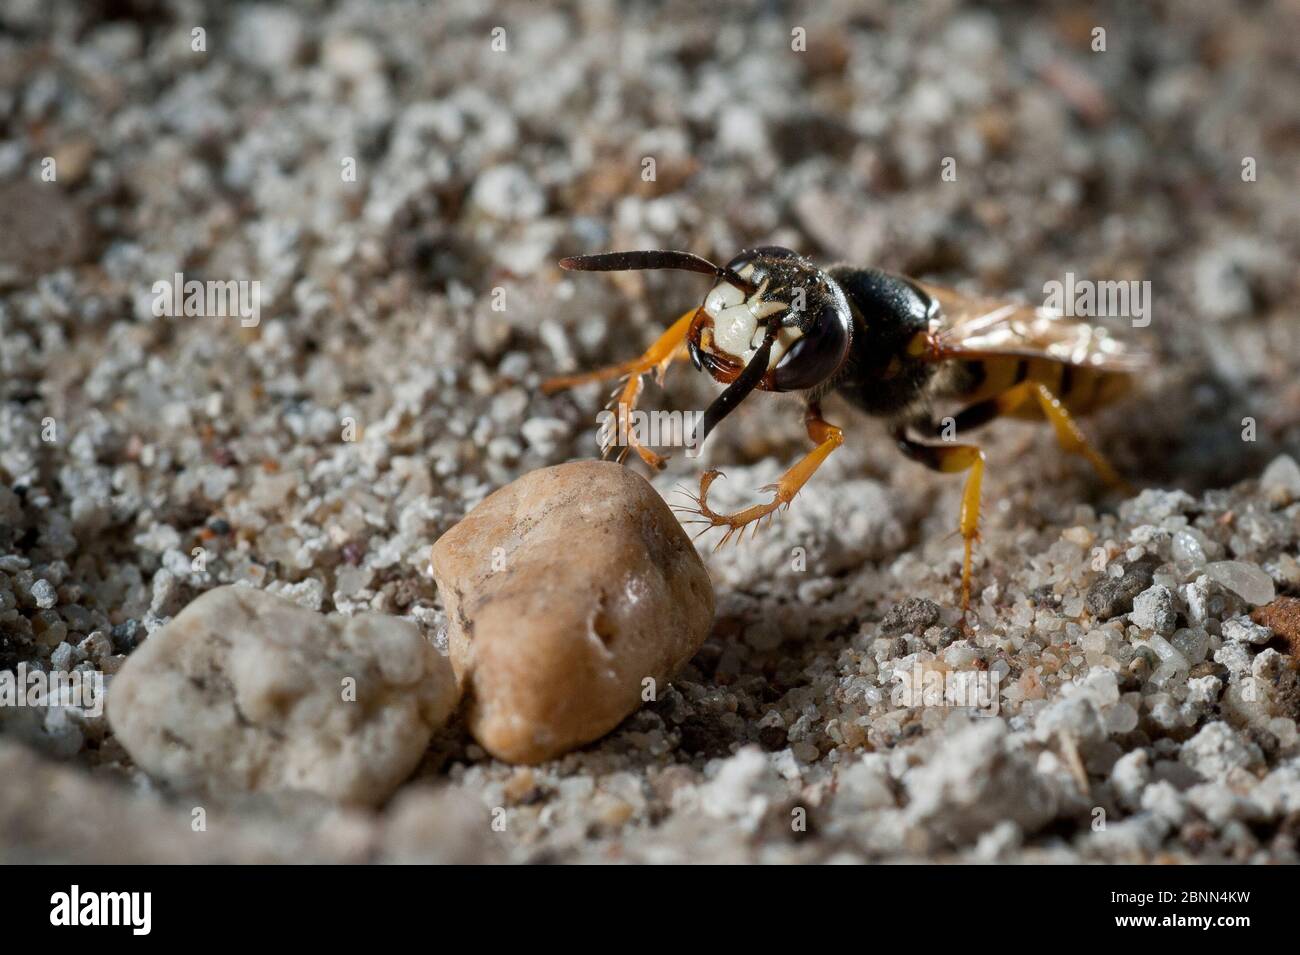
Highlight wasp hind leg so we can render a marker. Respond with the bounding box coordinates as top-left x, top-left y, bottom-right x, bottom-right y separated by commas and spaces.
1025, 382, 1130, 493
679, 402, 844, 548
909, 376, 1129, 614
949, 379, 1130, 493
542, 308, 696, 469
894, 429, 986, 615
